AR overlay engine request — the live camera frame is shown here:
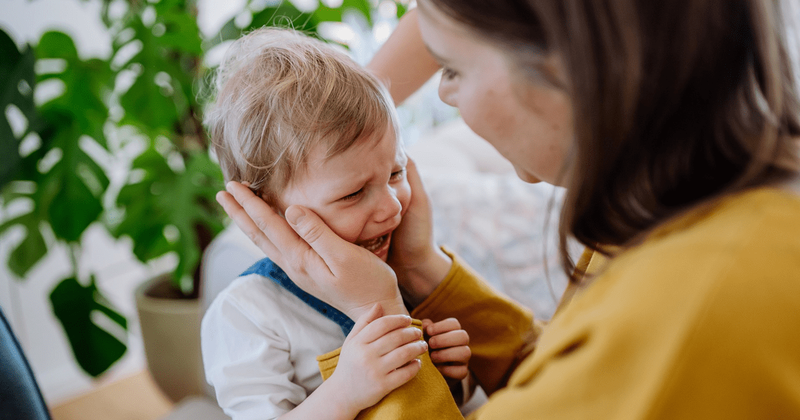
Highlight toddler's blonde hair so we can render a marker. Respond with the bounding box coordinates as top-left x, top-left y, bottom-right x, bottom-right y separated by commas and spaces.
205, 27, 399, 207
